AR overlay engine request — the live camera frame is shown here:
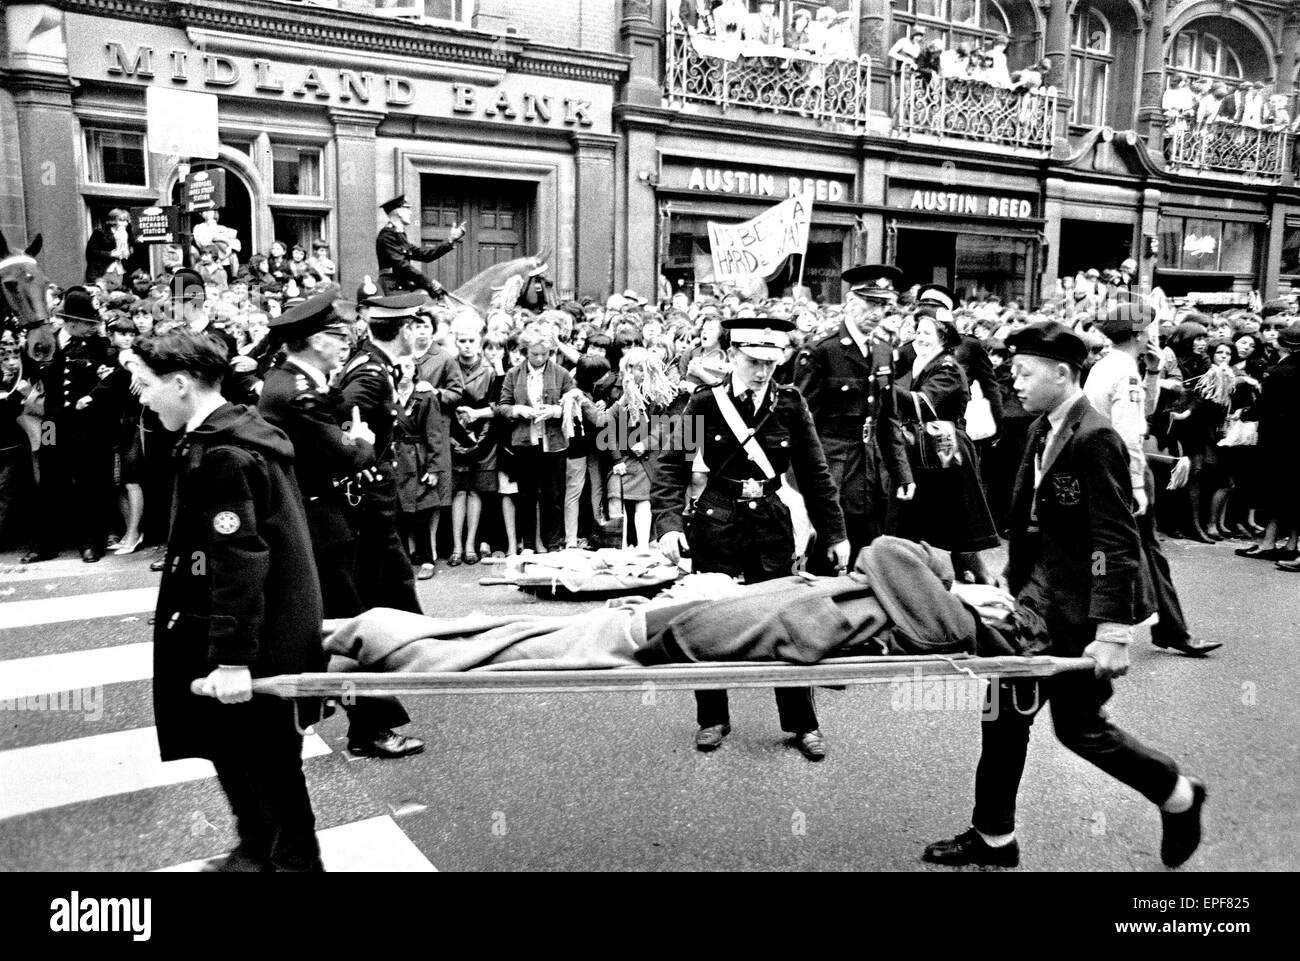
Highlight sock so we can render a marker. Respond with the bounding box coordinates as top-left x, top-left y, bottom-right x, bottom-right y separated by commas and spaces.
1161, 776, 1193, 813
976, 829, 1016, 848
